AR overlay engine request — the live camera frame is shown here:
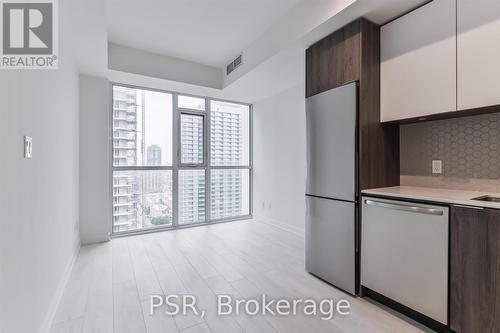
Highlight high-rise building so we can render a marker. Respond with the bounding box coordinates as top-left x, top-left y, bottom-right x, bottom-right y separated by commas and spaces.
143, 145, 164, 195
112, 86, 144, 232
112, 86, 139, 167
147, 144, 162, 166
210, 109, 243, 219
180, 114, 204, 164
178, 114, 206, 224
112, 172, 137, 231
179, 170, 206, 223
